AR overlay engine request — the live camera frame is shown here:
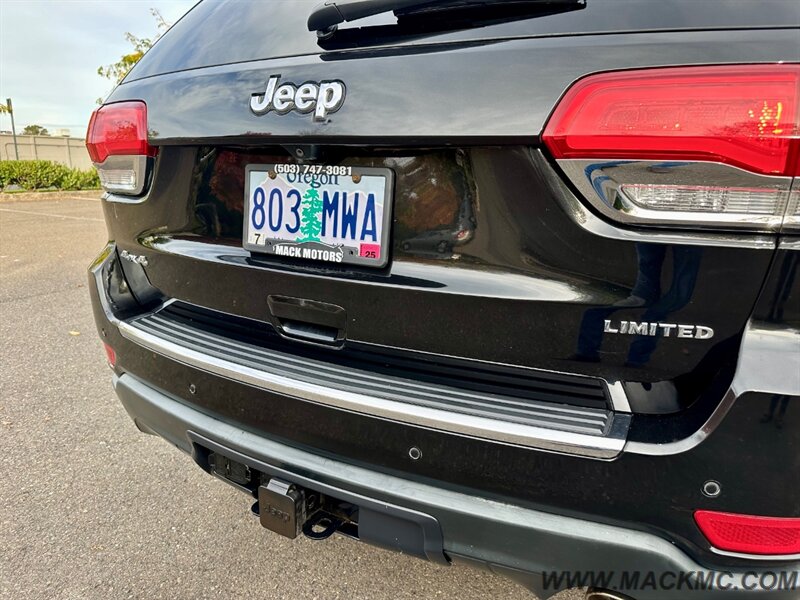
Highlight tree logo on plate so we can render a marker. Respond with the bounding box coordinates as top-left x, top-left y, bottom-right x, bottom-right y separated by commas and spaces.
297, 188, 323, 243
